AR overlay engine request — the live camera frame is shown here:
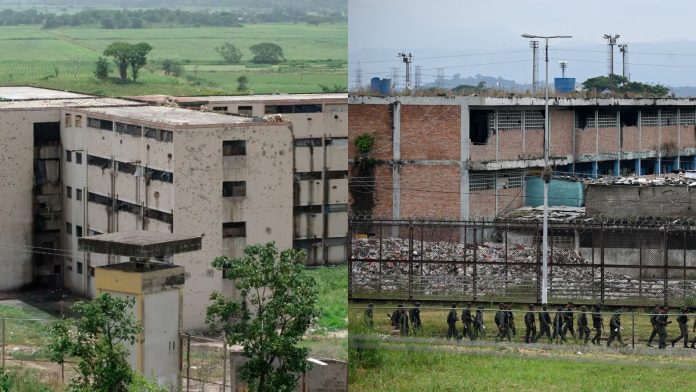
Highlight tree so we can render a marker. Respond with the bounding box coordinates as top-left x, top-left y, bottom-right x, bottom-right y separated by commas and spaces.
237, 75, 249, 91
48, 293, 143, 392
249, 42, 285, 64
127, 42, 153, 82
206, 243, 319, 392
94, 57, 110, 80
103, 42, 132, 81
582, 74, 669, 96
216, 42, 243, 64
